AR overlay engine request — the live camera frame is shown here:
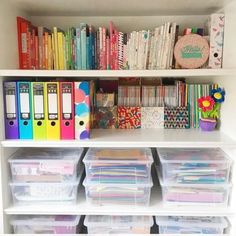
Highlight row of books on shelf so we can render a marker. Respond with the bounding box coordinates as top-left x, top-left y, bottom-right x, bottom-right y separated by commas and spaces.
17, 14, 225, 70
3, 79, 218, 140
